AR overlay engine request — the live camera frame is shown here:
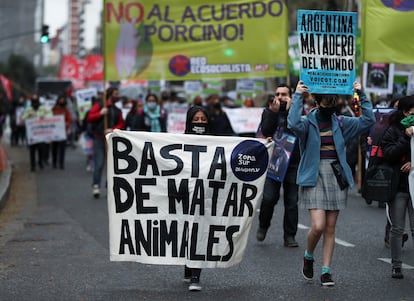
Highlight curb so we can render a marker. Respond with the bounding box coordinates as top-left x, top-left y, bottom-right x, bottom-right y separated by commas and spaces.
0, 159, 12, 212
